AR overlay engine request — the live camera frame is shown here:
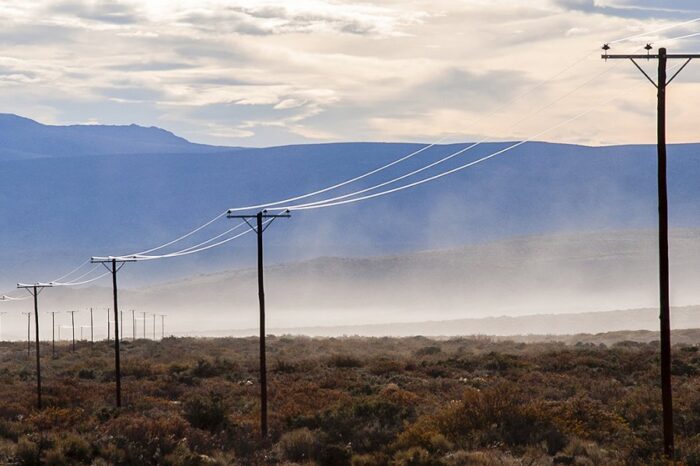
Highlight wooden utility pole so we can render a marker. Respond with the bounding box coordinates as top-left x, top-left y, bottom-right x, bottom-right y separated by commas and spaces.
49, 311, 58, 358
602, 45, 699, 459
67, 310, 78, 352
22, 312, 31, 358
0, 312, 6, 341
18, 283, 53, 409
228, 209, 290, 439
159, 314, 166, 339
90, 308, 94, 343
91, 257, 135, 408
